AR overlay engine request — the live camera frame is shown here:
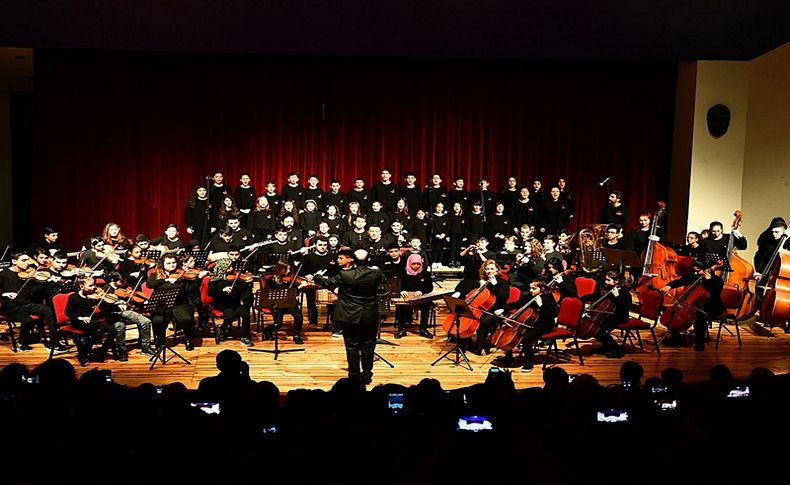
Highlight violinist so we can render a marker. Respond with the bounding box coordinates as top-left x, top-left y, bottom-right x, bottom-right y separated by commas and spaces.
101, 222, 131, 255
28, 226, 66, 257
301, 236, 334, 326
660, 259, 724, 351
79, 237, 119, 272
454, 236, 496, 296
508, 239, 545, 289
150, 224, 188, 253
590, 271, 631, 358
625, 211, 670, 255
260, 260, 304, 345
117, 244, 155, 288
146, 254, 201, 351
699, 220, 747, 260
101, 272, 154, 357
472, 259, 510, 356
394, 253, 434, 339
64, 276, 122, 364
492, 278, 558, 372
0, 253, 54, 352
208, 245, 254, 346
